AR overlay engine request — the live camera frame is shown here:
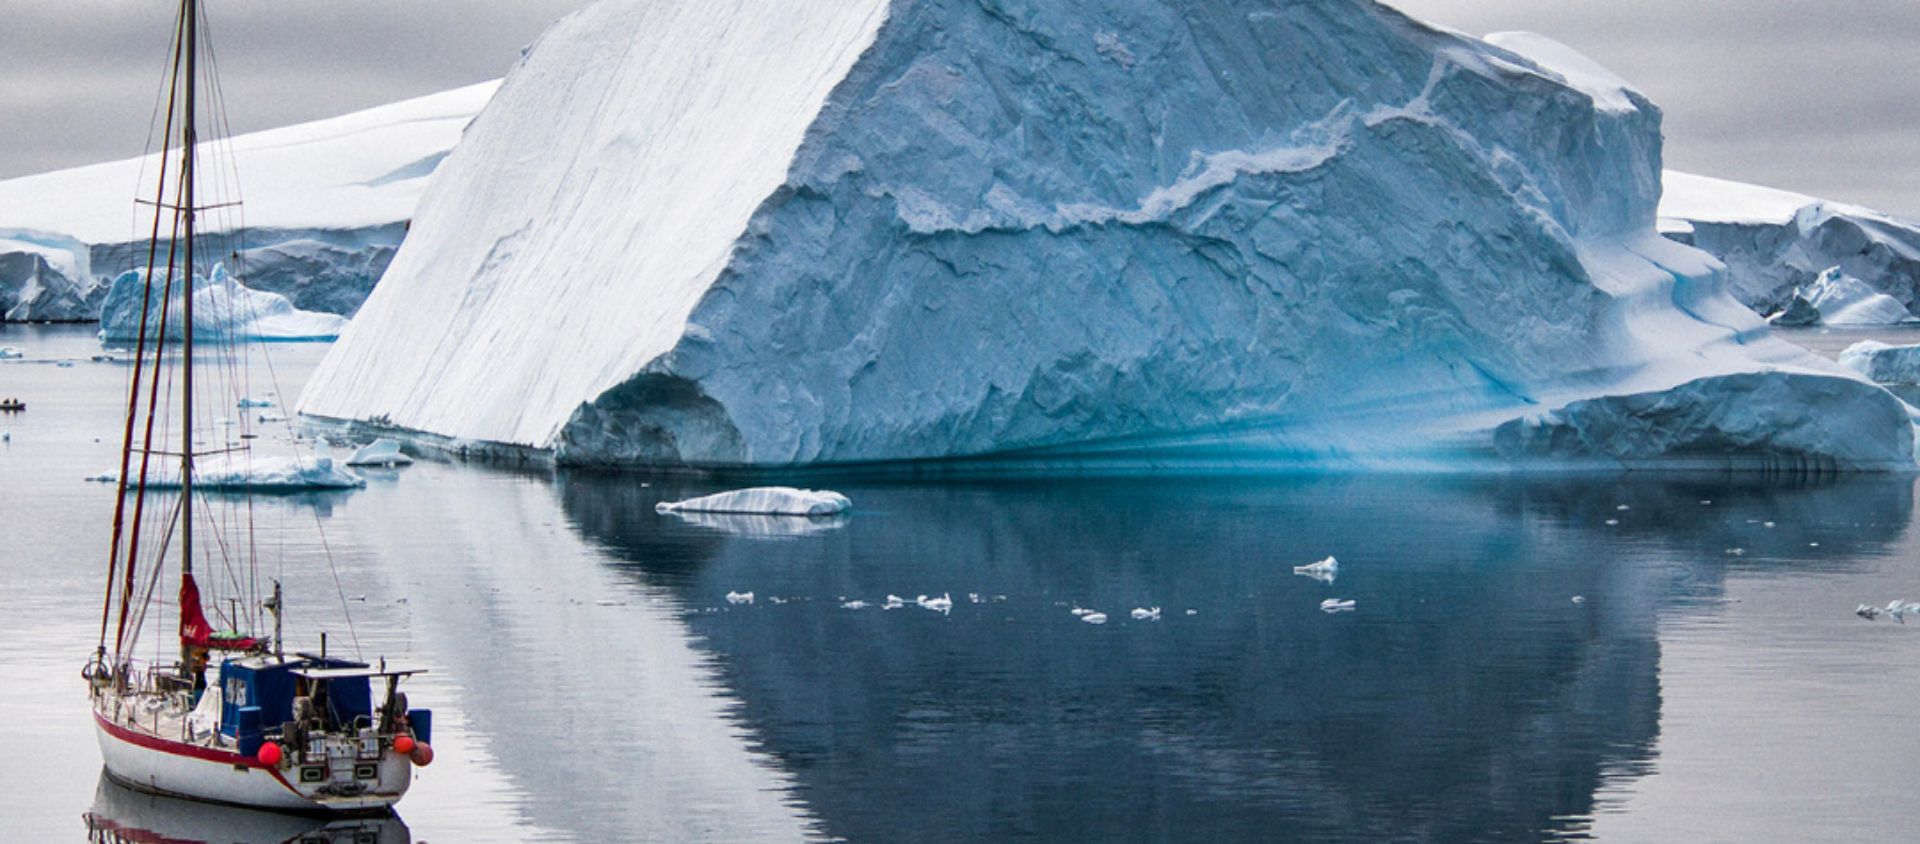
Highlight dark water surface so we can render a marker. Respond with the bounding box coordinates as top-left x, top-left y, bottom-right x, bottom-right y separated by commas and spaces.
3, 324, 1918, 842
